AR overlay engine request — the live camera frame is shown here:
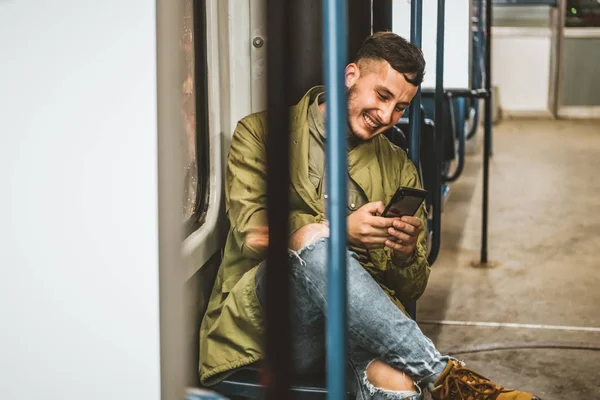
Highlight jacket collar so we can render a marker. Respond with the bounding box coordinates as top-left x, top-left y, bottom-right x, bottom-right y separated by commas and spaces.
289, 86, 381, 213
